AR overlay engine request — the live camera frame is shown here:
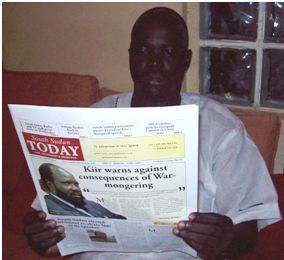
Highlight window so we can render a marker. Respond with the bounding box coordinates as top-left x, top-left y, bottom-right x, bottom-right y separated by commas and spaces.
199, 2, 284, 109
